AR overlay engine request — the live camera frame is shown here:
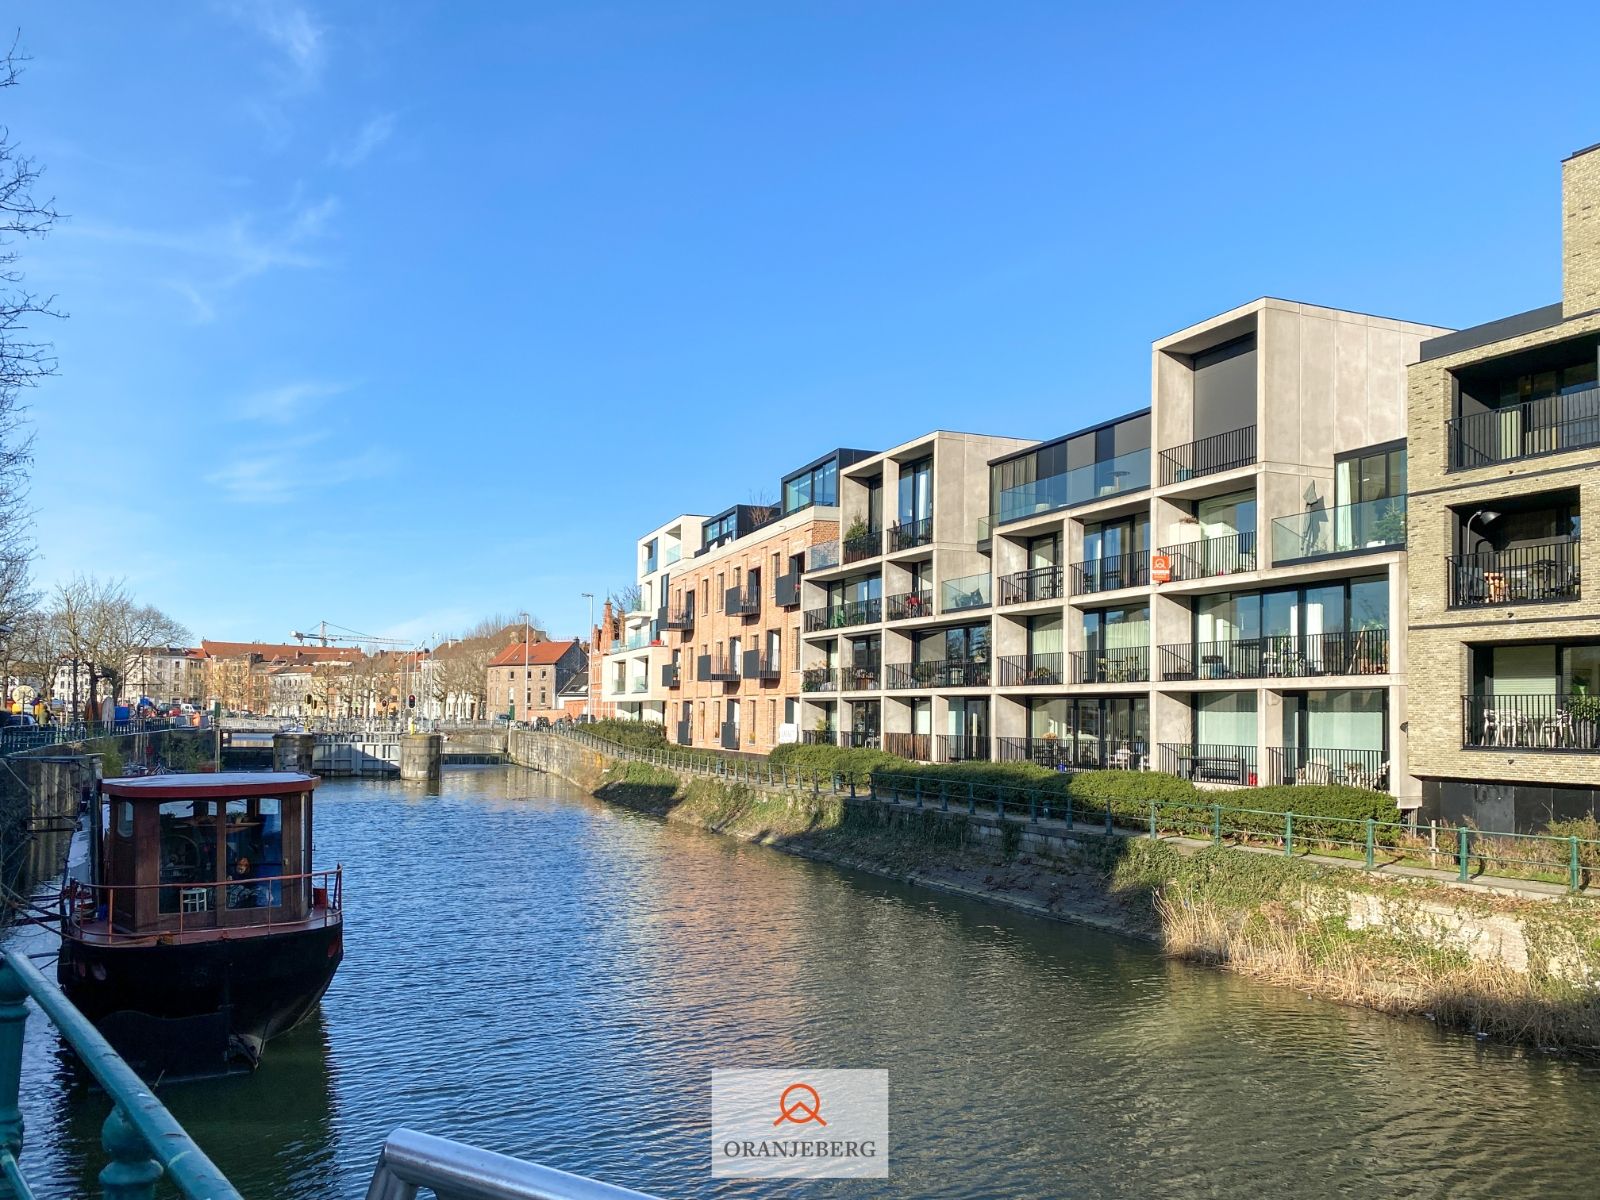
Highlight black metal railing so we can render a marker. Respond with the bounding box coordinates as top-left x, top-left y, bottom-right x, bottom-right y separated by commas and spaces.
885, 658, 992, 689
803, 597, 883, 632
883, 732, 931, 760
1071, 551, 1148, 594
1157, 629, 1389, 681
997, 736, 1073, 768
996, 652, 1065, 687
700, 655, 741, 682
741, 651, 781, 681
996, 737, 1146, 770
725, 585, 760, 617
844, 729, 881, 749
935, 734, 991, 763
802, 729, 838, 746
1159, 424, 1256, 485
843, 525, 883, 564
1070, 646, 1149, 683
720, 722, 741, 750
801, 666, 841, 693
1447, 538, 1581, 607
841, 660, 882, 691
890, 516, 934, 552
1265, 746, 1388, 790
660, 663, 680, 688
1158, 530, 1257, 580
664, 605, 695, 631
1447, 387, 1600, 470
774, 570, 802, 608
1158, 742, 1258, 785
1463, 693, 1600, 751
885, 589, 933, 621
997, 565, 1064, 605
